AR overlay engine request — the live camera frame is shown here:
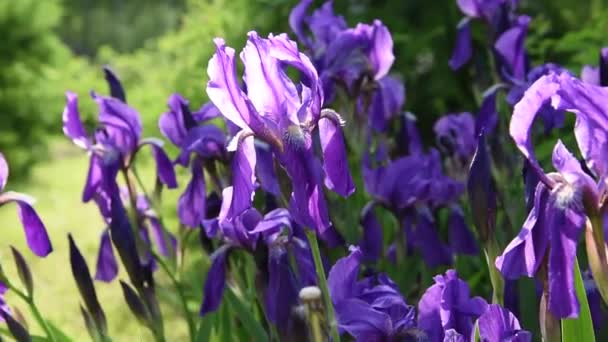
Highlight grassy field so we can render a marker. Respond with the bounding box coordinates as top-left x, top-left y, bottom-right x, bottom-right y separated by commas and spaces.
0, 141, 195, 341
